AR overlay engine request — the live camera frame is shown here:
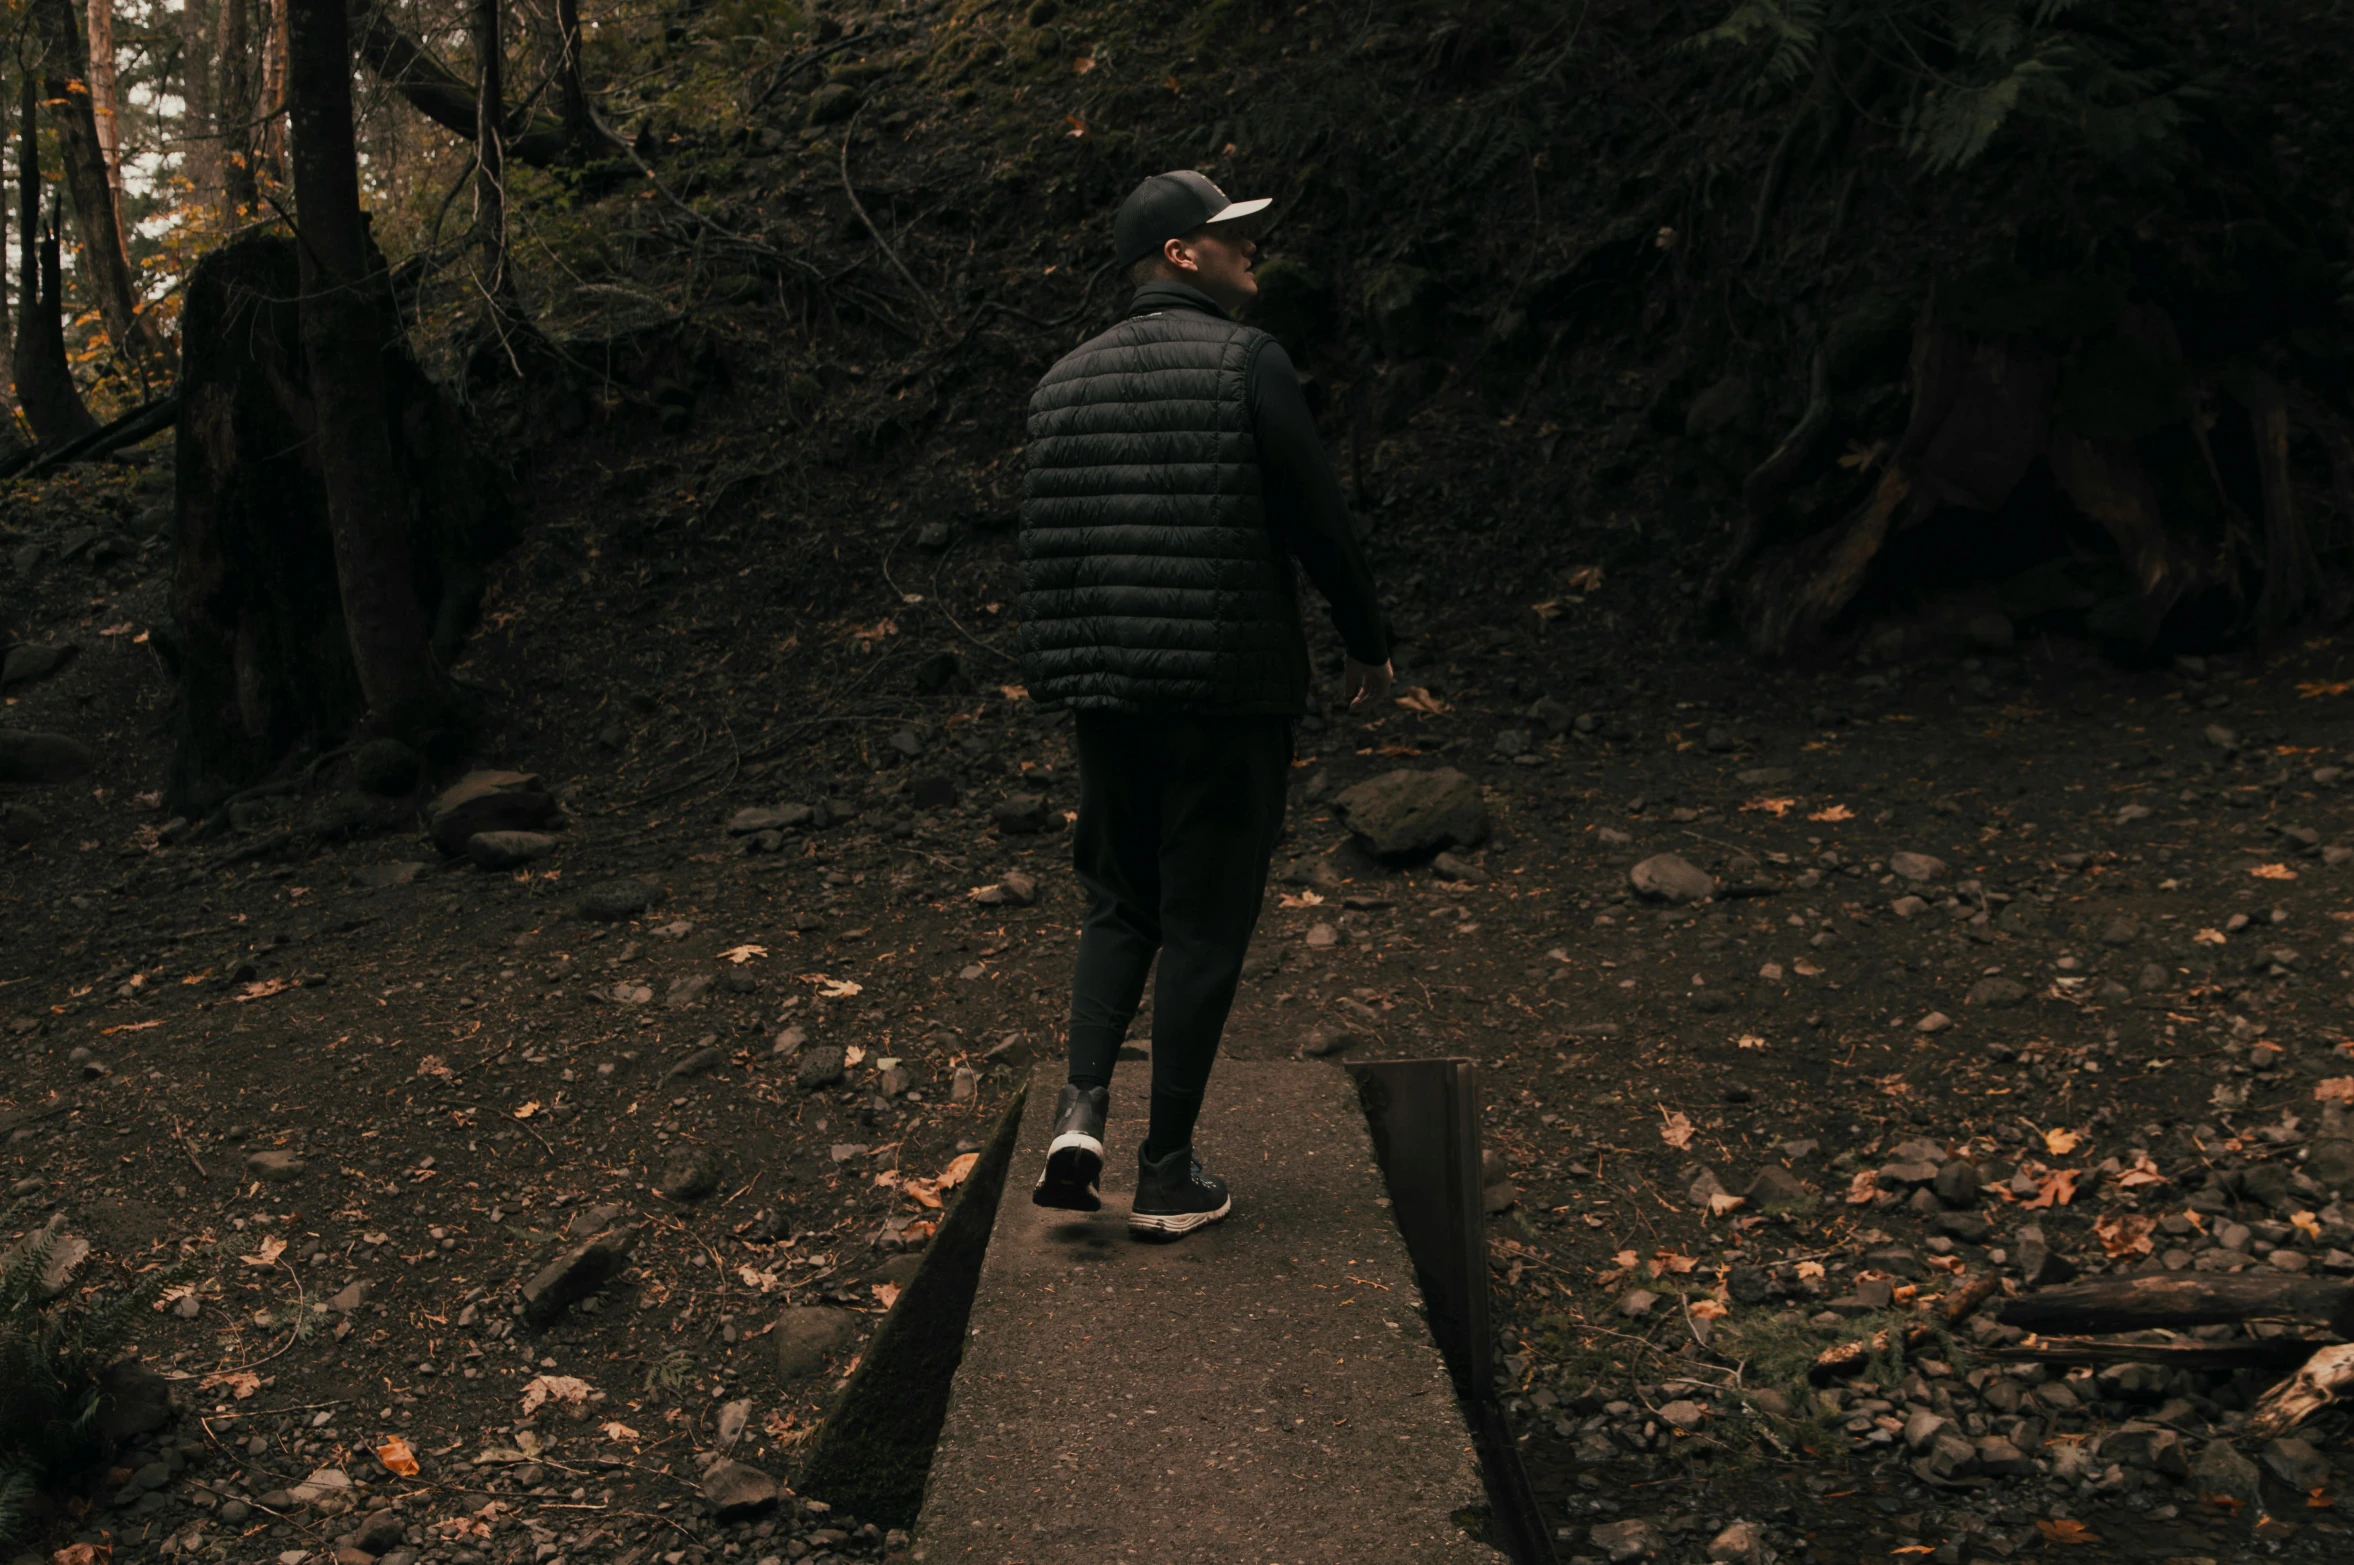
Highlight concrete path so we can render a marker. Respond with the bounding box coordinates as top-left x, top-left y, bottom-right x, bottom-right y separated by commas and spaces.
914, 1059, 1507, 1564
